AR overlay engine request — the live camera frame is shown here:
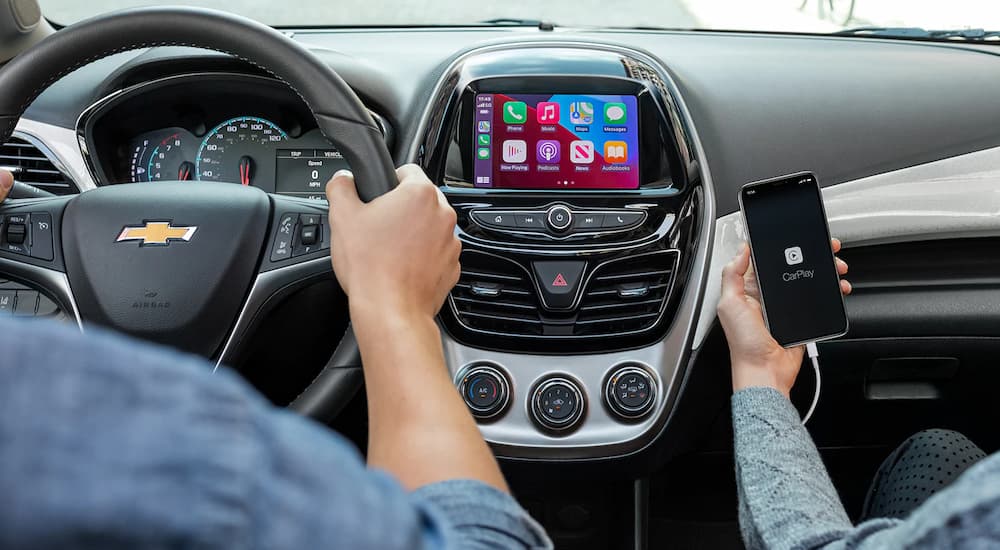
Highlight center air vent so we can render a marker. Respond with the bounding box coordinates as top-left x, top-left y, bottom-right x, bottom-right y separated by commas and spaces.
0, 137, 76, 195
575, 251, 678, 336
449, 249, 679, 339
451, 251, 543, 336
